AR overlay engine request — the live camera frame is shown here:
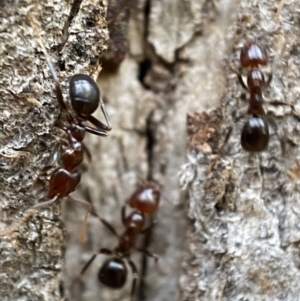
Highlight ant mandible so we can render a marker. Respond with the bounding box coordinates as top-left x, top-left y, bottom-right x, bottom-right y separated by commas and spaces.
72, 182, 160, 298
237, 40, 271, 152
0, 16, 112, 237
